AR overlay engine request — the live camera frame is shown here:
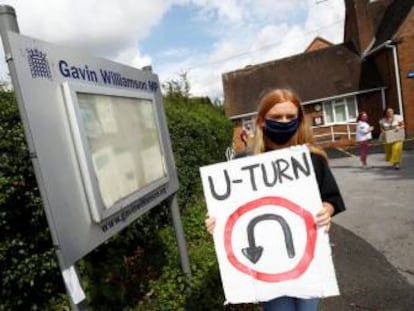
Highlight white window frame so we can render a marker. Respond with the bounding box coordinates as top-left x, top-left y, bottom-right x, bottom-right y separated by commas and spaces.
322, 96, 358, 125
62, 82, 169, 223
